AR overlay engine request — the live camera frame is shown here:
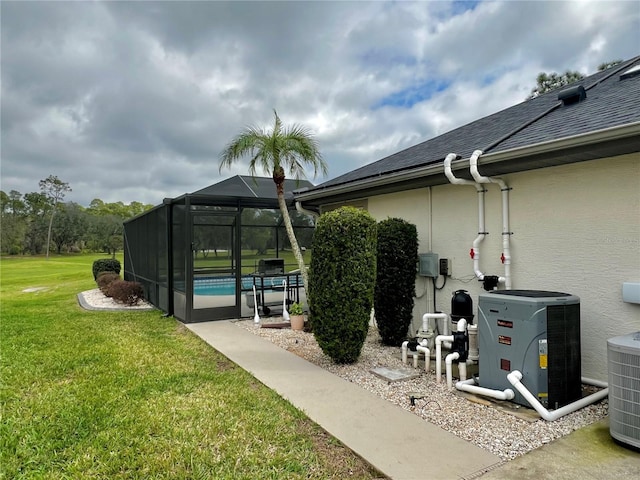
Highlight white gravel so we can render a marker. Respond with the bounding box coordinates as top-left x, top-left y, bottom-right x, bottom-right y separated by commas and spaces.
235, 318, 608, 461
78, 288, 155, 310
